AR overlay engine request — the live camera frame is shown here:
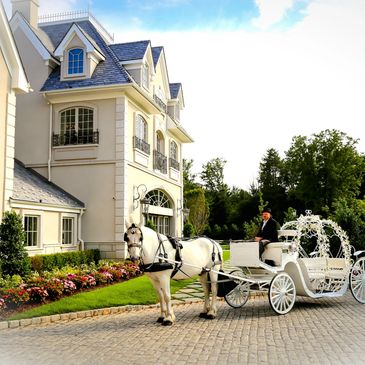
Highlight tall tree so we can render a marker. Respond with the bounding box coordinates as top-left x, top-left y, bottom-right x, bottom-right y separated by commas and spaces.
184, 187, 209, 235
200, 158, 229, 228
258, 148, 287, 222
200, 157, 228, 193
283, 129, 365, 213
183, 158, 199, 192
